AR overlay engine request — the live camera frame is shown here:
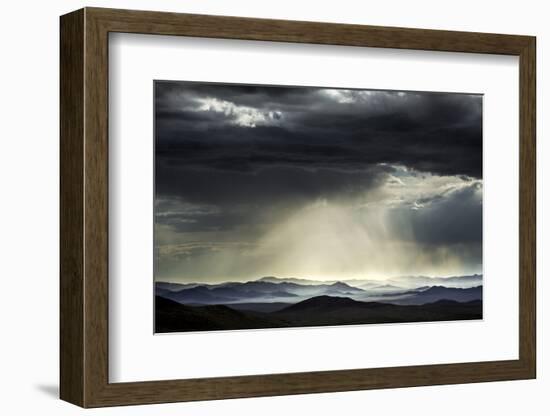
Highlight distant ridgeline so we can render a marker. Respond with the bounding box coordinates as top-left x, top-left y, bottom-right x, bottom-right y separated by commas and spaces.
154, 275, 482, 332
